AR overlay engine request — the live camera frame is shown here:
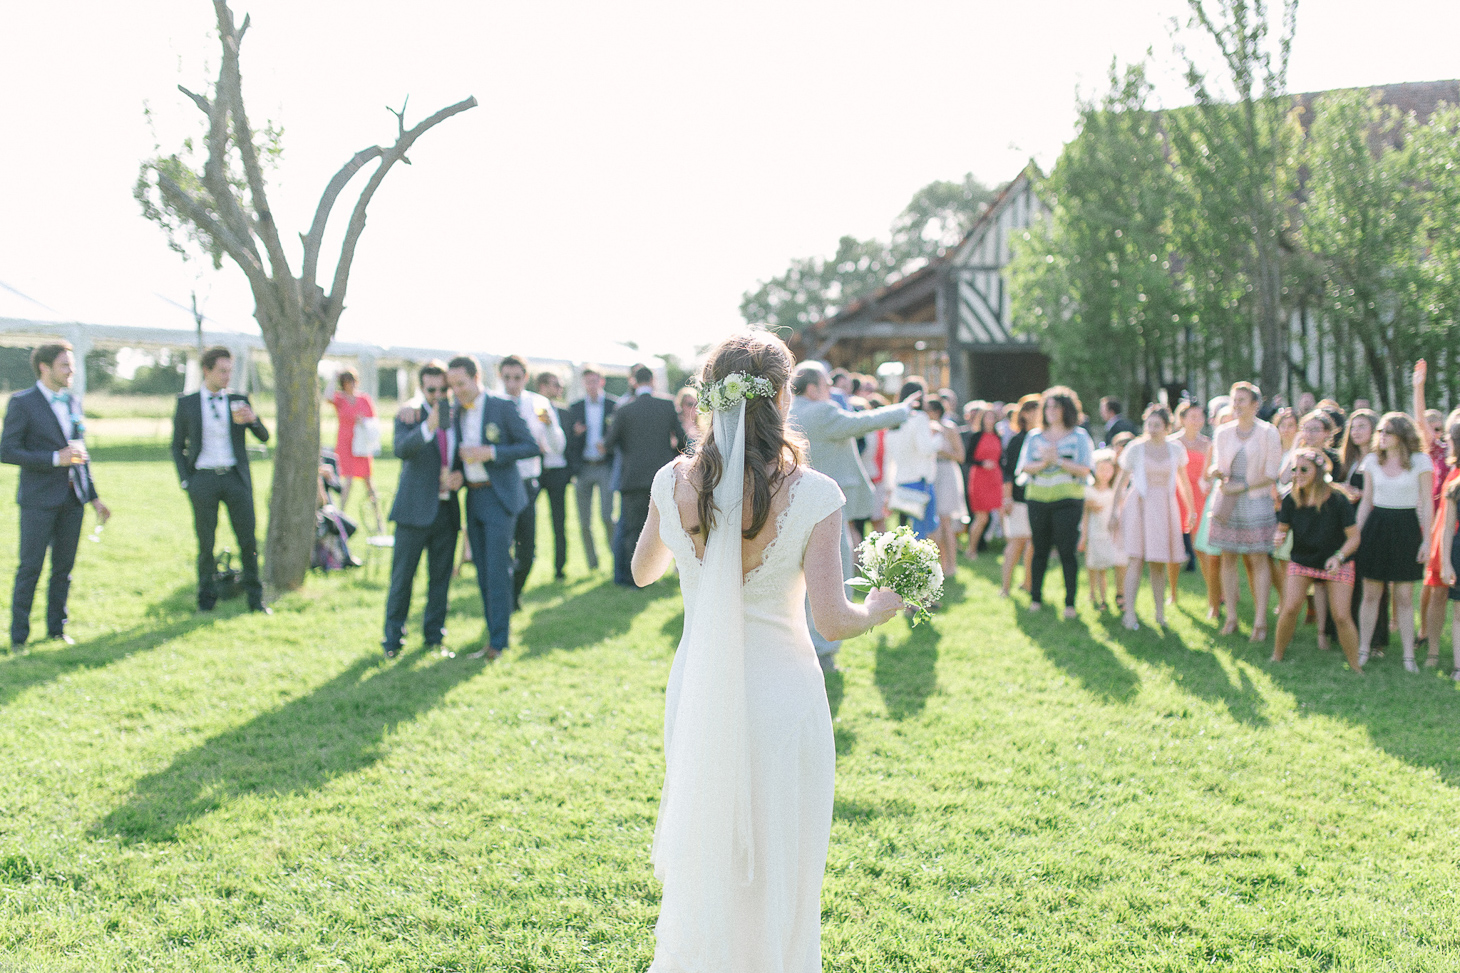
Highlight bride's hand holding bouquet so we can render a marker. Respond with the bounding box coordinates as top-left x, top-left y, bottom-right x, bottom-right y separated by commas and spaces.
850, 526, 945, 625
